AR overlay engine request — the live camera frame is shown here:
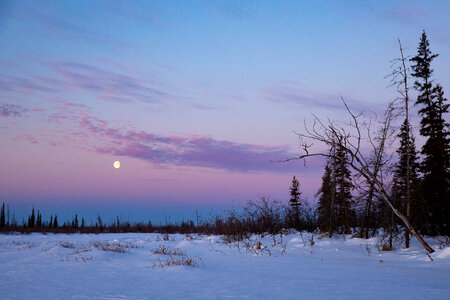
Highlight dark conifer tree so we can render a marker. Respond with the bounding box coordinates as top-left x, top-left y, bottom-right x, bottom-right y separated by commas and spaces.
36, 210, 42, 227
410, 31, 450, 234
316, 161, 335, 235
393, 120, 422, 231
29, 207, 36, 228
0, 203, 5, 227
49, 215, 53, 229
74, 214, 78, 229
6, 204, 9, 227
289, 176, 302, 227
53, 215, 58, 228
334, 146, 354, 234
